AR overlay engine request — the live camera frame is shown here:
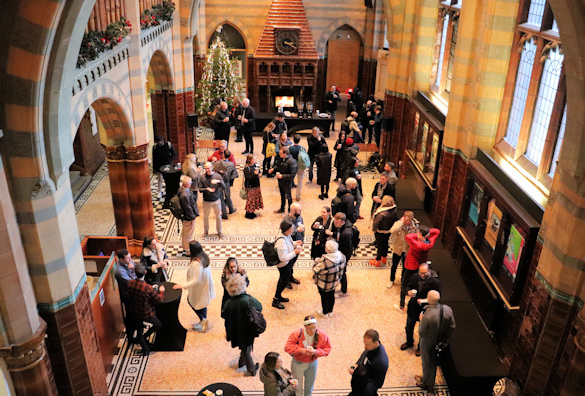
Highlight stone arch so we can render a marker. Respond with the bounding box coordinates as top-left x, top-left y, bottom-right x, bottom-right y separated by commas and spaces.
204, 18, 255, 55
316, 20, 365, 58
142, 47, 174, 90
71, 83, 135, 146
